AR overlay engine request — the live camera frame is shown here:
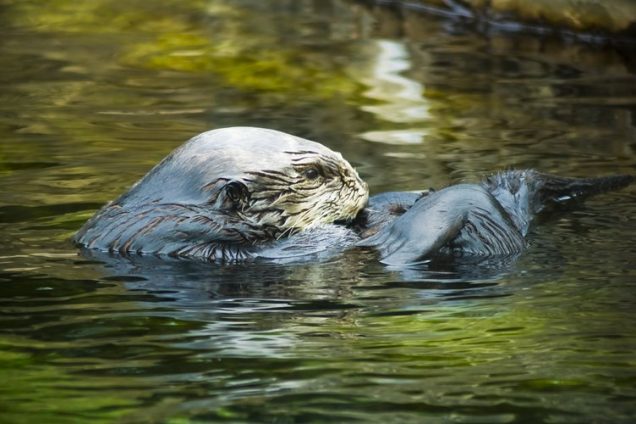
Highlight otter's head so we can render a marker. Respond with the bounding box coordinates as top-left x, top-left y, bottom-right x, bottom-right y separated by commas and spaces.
121, 127, 369, 242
